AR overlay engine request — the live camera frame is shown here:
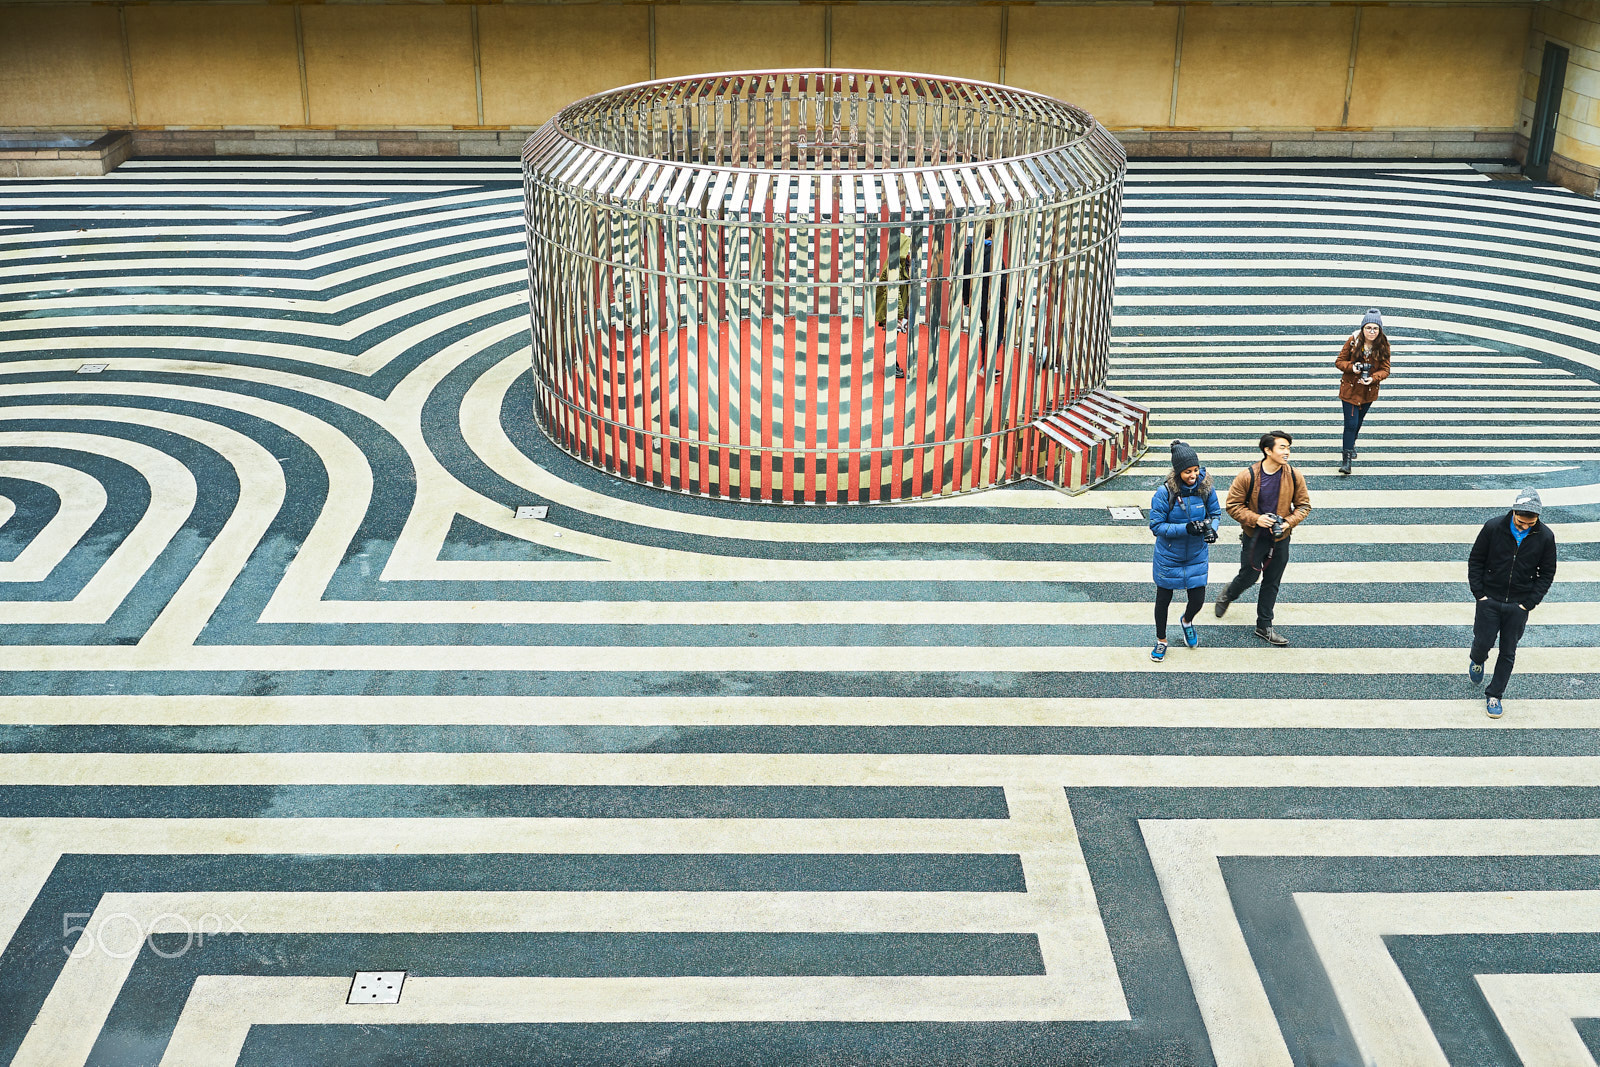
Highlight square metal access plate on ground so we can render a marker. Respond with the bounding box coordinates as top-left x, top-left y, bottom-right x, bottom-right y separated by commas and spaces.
1108, 506, 1143, 520
348, 971, 406, 1004
514, 505, 549, 520
76, 364, 108, 375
